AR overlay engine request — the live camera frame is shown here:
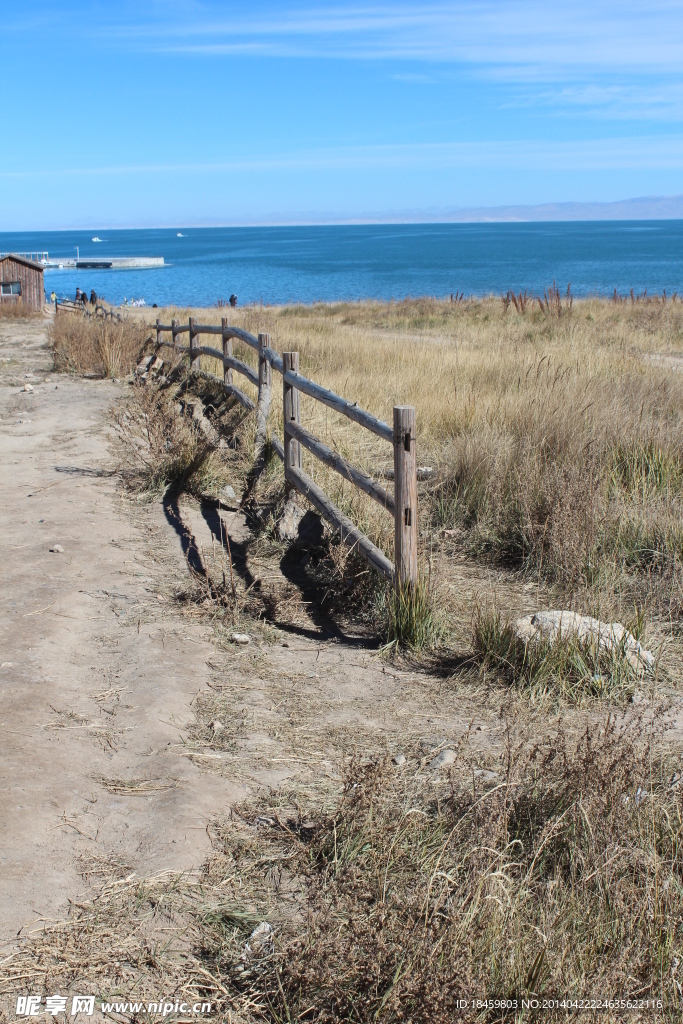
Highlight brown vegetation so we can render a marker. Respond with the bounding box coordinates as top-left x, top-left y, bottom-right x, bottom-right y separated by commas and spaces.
50, 309, 149, 377
0, 299, 40, 319
32, 296, 683, 1017
4, 713, 681, 1019
135, 297, 683, 626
